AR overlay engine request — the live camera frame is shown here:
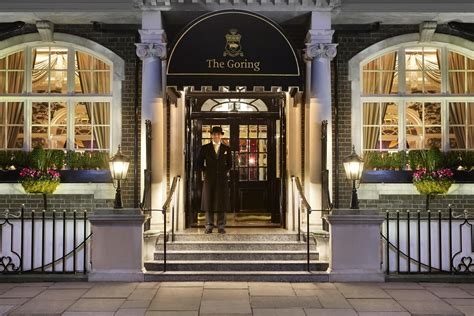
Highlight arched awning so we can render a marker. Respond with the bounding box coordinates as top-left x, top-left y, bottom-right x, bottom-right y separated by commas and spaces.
166, 10, 303, 90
